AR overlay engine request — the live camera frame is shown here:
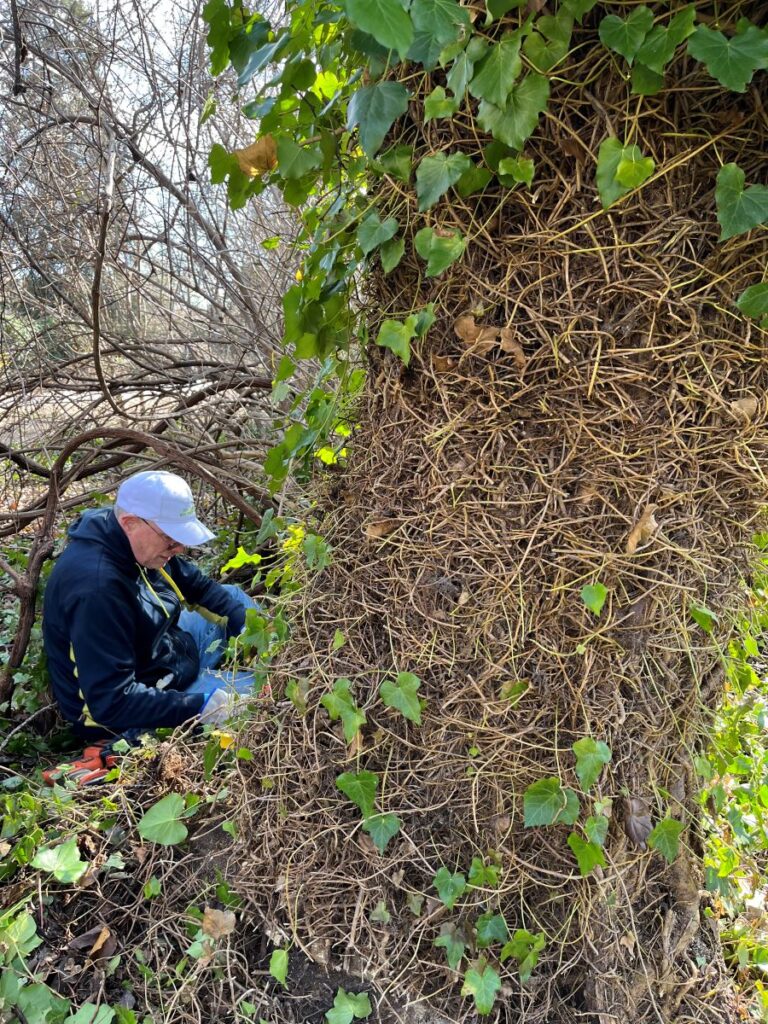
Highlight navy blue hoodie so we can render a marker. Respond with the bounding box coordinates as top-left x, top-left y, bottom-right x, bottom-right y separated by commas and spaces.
43, 508, 246, 738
